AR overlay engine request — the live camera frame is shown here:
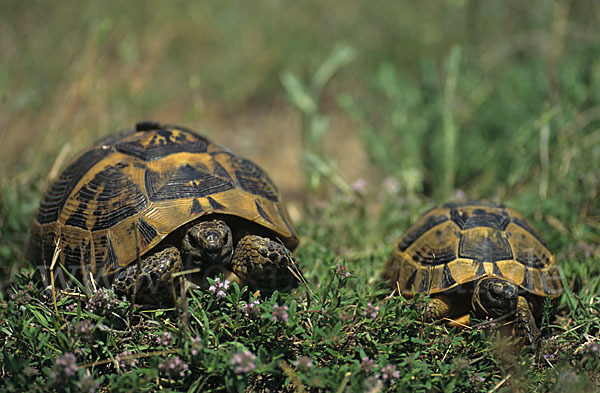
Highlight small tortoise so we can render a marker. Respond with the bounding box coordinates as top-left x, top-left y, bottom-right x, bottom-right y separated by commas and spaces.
383, 201, 562, 342
27, 122, 301, 302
